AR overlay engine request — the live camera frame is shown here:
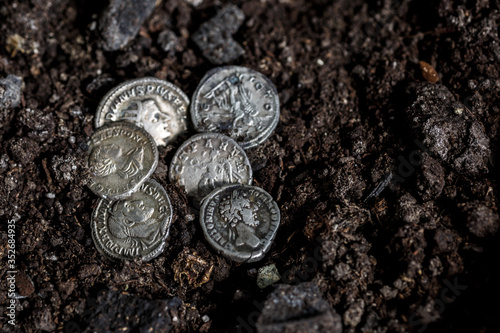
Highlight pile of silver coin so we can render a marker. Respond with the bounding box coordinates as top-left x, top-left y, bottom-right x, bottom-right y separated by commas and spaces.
87, 66, 280, 263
